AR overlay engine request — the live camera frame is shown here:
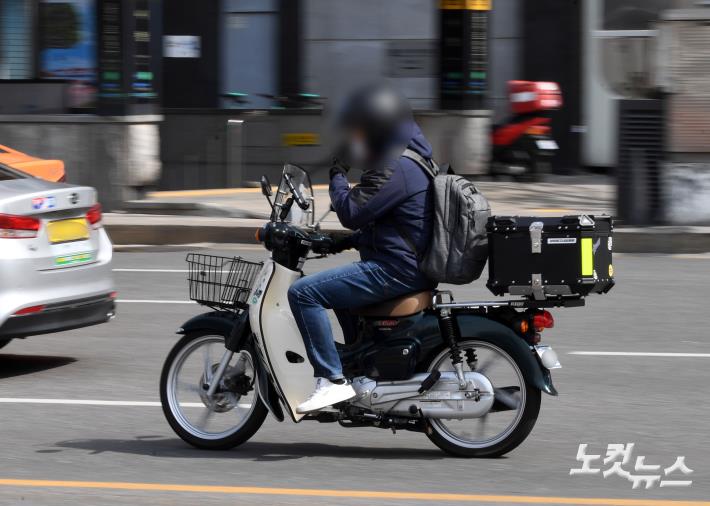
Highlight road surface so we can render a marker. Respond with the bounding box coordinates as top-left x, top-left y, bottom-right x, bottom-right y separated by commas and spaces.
1, 246, 708, 505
